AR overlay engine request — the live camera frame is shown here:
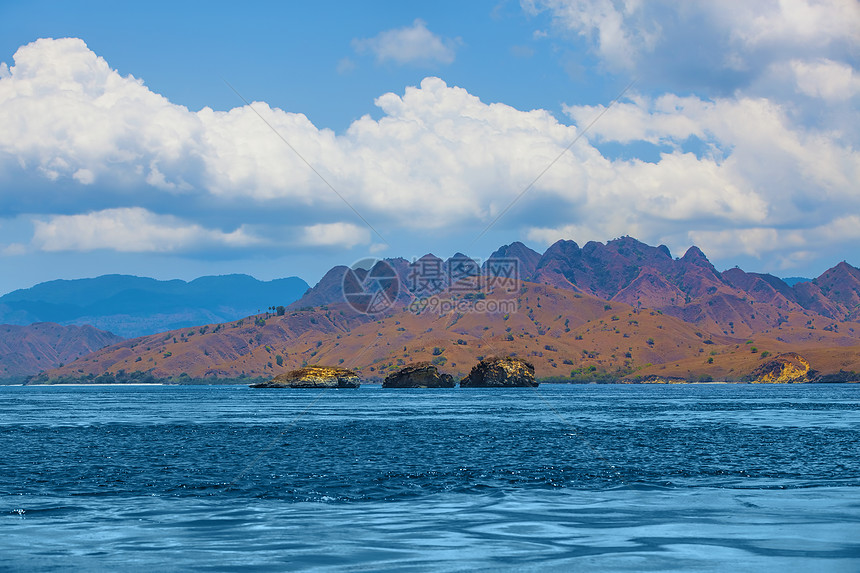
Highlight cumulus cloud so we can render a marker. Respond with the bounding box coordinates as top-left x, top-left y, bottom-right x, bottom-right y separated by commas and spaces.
353, 19, 458, 65
564, 93, 860, 200
0, 39, 580, 227
550, 91, 860, 255
0, 37, 859, 272
0, 38, 201, 192
791, 58, 860, 101
32, 207, 259, 253
300, 222, 371, 248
